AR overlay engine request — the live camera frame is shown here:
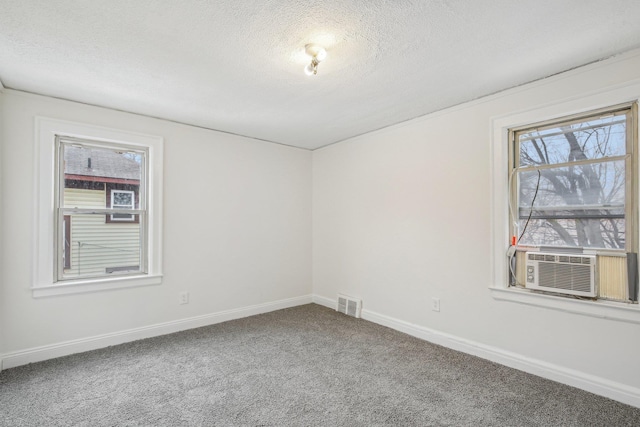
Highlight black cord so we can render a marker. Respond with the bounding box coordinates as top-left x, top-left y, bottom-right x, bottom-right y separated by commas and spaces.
518, 169, 541, 242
